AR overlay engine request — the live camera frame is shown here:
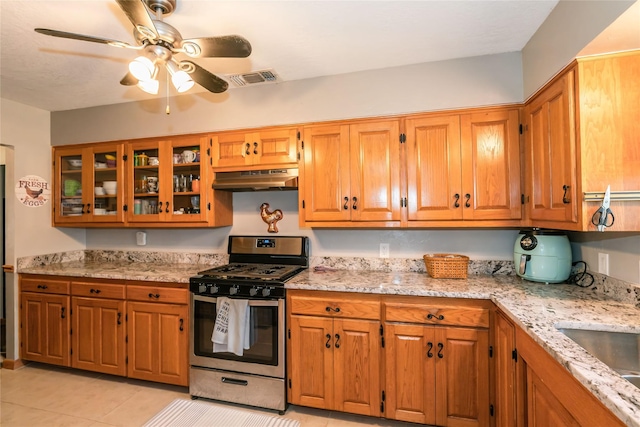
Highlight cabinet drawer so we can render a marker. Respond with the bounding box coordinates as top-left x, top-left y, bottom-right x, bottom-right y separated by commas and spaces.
127, 285, 189, 304
289, 293, 380, 320
71, 281, 126, 299
384, 302, 489, 328
21, 277, 70, 295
